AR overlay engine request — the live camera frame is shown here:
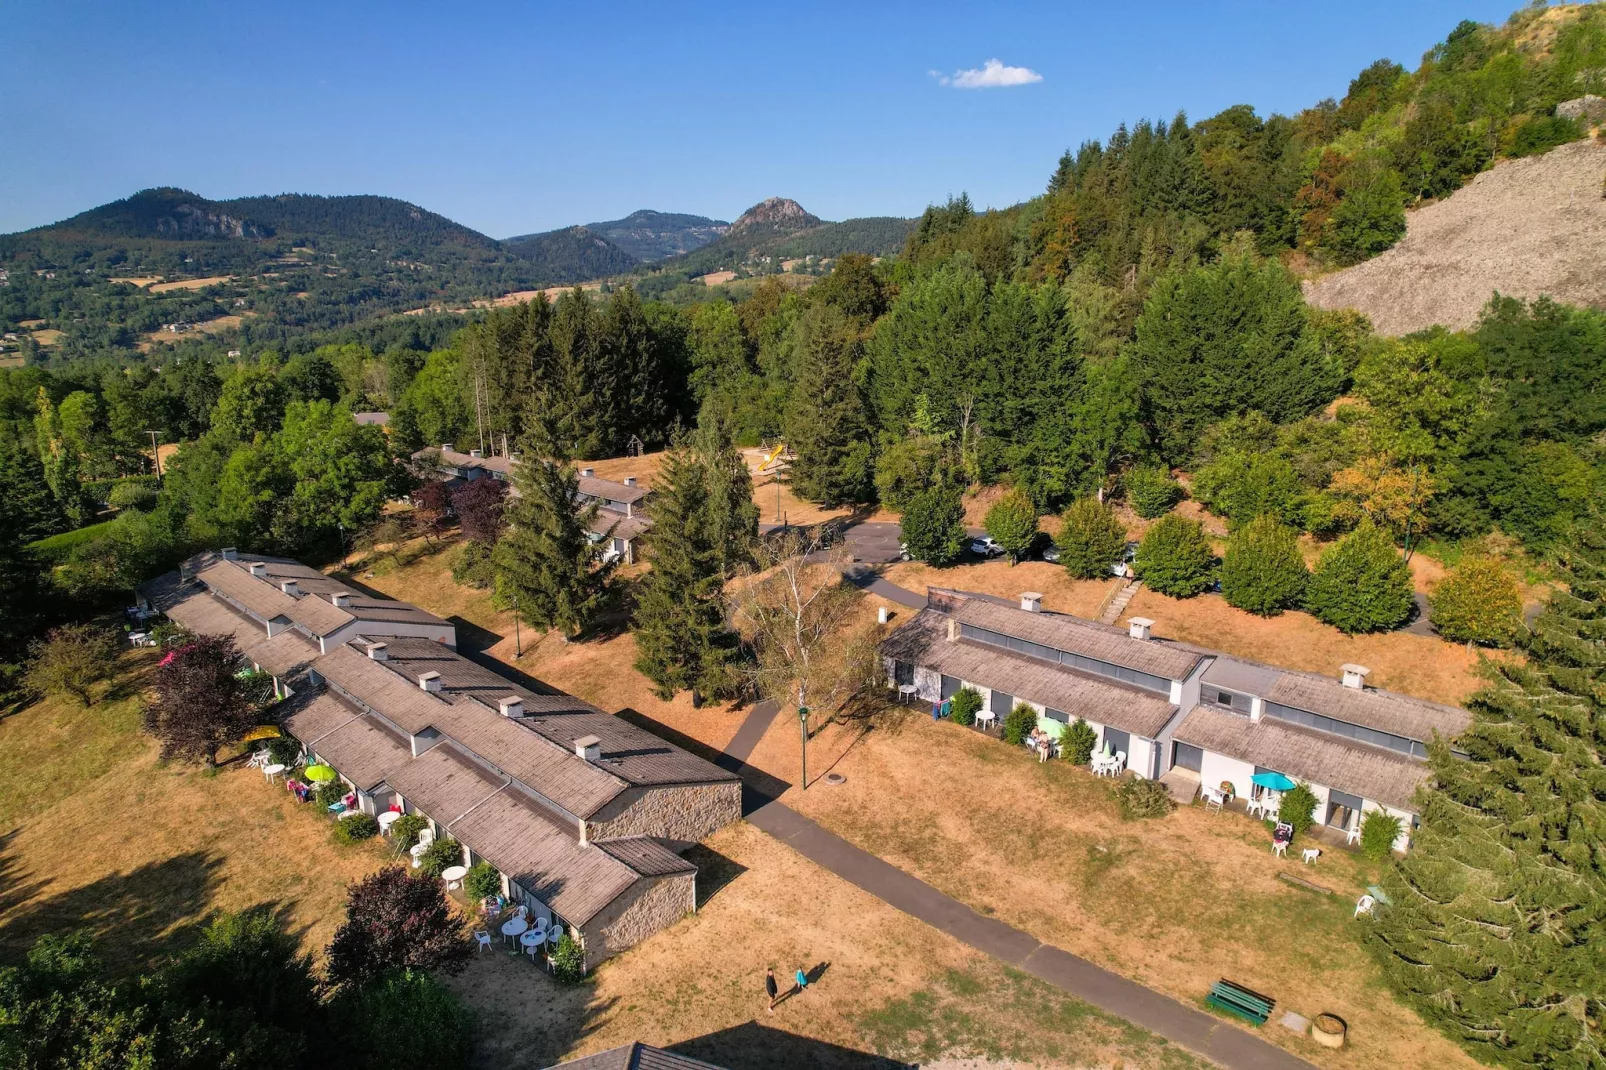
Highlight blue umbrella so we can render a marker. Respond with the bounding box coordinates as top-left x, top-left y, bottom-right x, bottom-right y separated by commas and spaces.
1252, 771, 1296, 792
